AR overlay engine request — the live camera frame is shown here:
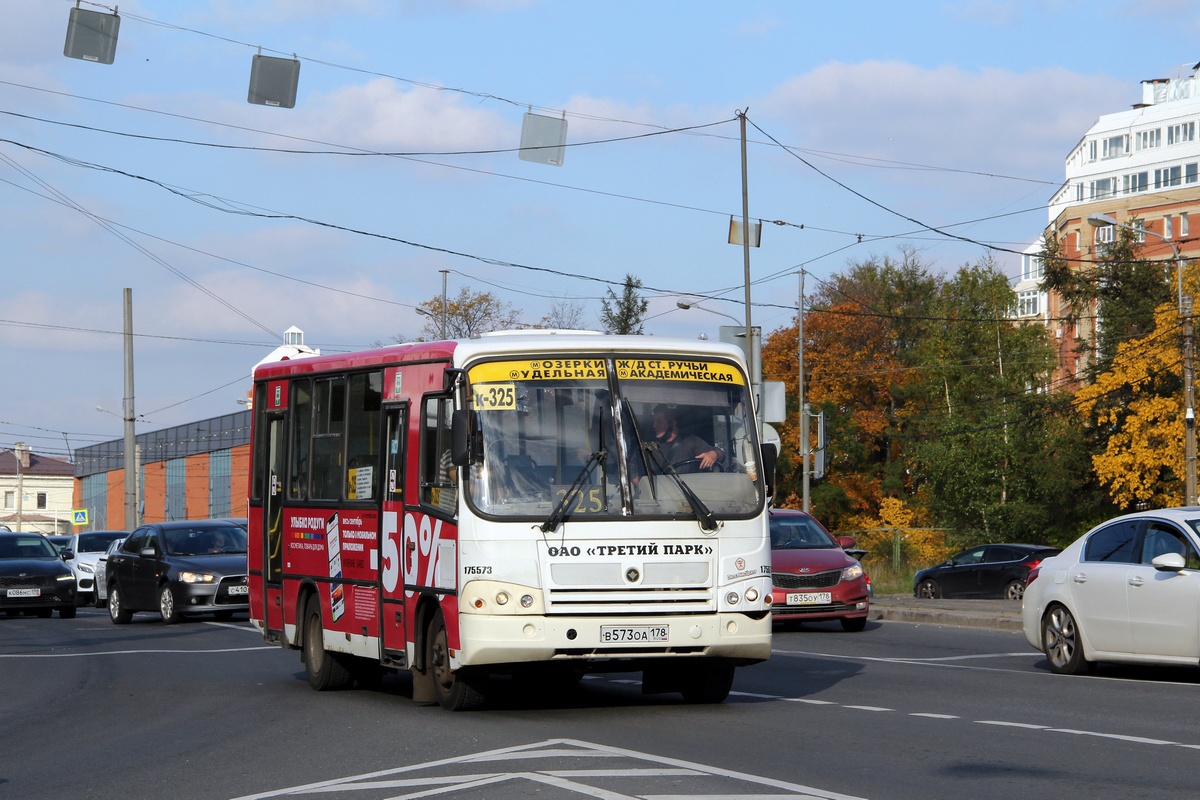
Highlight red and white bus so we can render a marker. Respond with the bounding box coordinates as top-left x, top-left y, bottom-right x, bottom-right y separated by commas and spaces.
247, 331, 775, 710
